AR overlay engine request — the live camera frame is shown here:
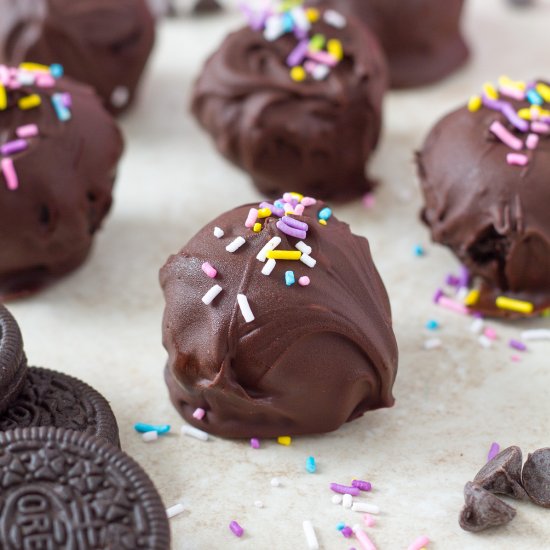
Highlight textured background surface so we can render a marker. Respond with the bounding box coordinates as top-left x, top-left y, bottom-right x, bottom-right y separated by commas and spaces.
8, 0, 550, 548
